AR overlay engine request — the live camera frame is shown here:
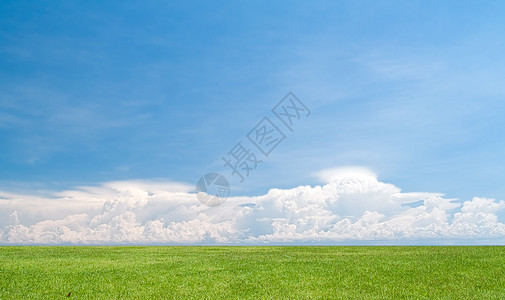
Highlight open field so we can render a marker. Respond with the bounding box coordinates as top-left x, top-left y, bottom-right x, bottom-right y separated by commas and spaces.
0, 246, 504, 299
